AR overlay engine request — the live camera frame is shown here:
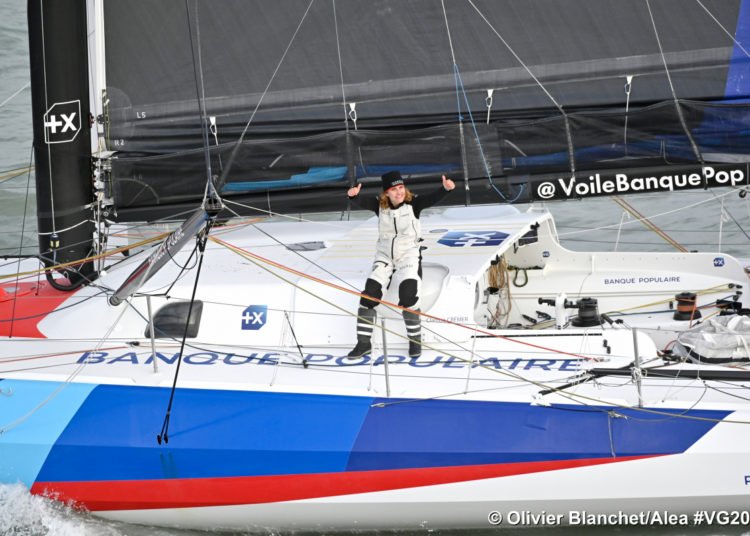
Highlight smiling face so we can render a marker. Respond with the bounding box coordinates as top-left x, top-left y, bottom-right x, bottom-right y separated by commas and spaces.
385, 184, 406, 206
